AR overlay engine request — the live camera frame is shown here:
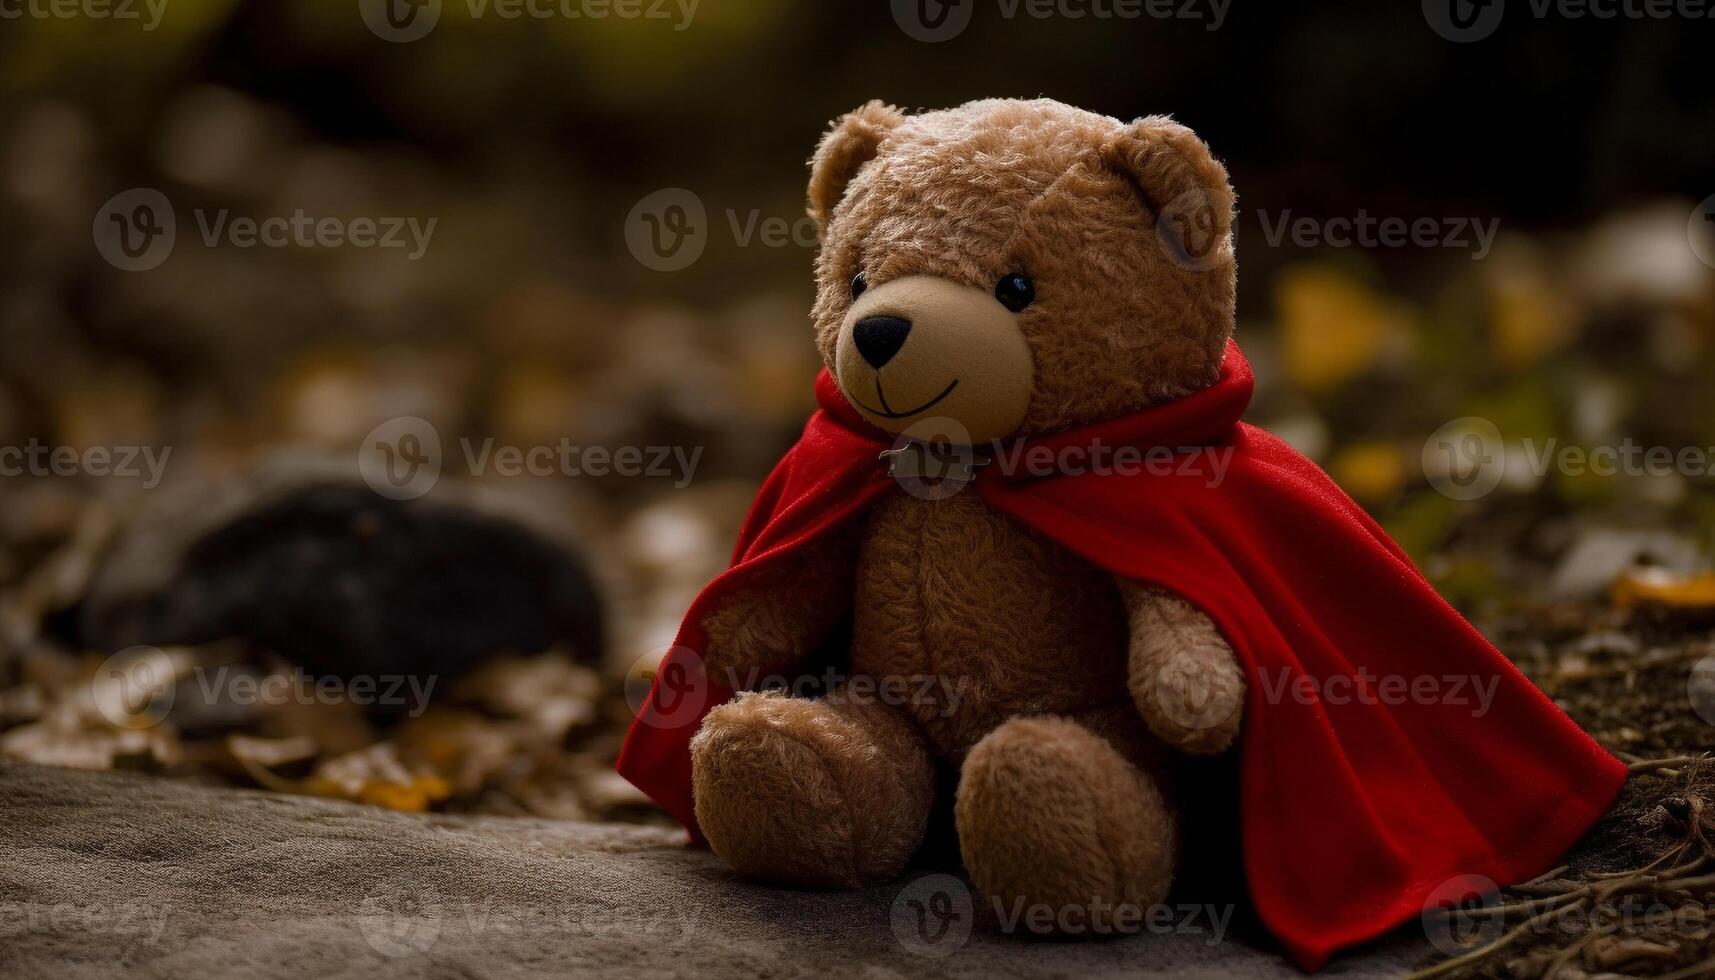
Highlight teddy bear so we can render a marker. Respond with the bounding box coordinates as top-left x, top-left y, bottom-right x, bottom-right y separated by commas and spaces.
689, 97, 1238, 913
618, 98, 1626, 969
